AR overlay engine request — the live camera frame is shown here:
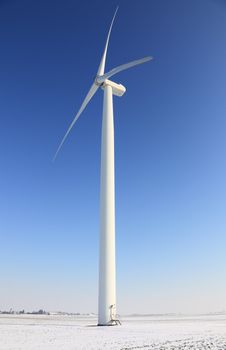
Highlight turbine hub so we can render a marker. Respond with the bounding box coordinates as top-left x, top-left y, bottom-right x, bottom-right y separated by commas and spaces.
95, 75, 105, 85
